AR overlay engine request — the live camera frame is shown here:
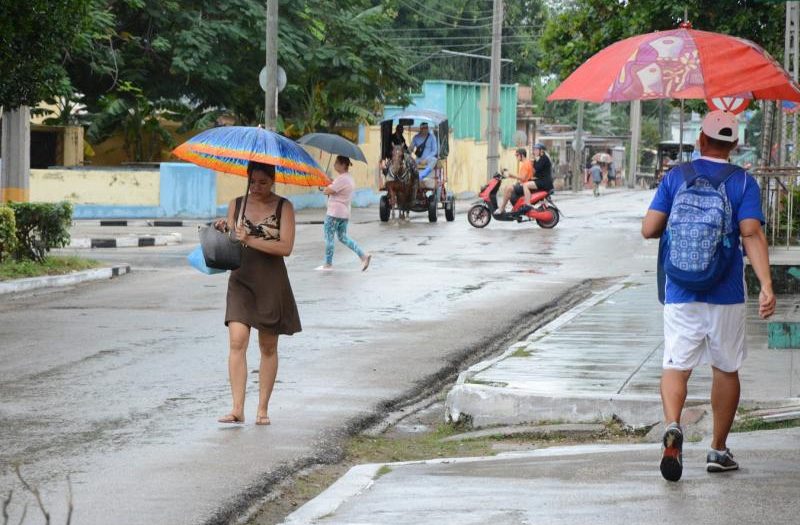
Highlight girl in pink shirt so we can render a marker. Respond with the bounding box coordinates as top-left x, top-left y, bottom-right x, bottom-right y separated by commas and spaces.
319, 156, 371, 271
